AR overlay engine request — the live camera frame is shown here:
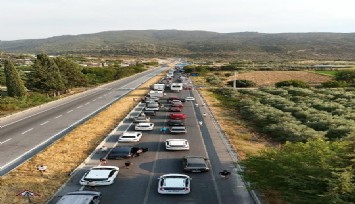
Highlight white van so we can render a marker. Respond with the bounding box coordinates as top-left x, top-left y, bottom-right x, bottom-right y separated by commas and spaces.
135, 123, 154, 131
